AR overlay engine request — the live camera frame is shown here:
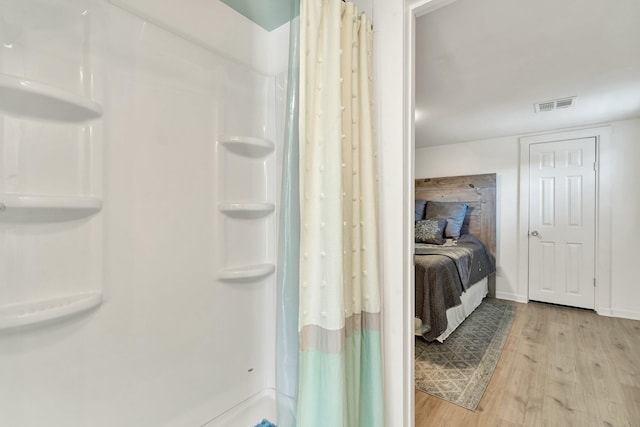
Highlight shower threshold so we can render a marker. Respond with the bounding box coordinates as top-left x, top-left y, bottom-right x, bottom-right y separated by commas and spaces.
202, 388, 277, 427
